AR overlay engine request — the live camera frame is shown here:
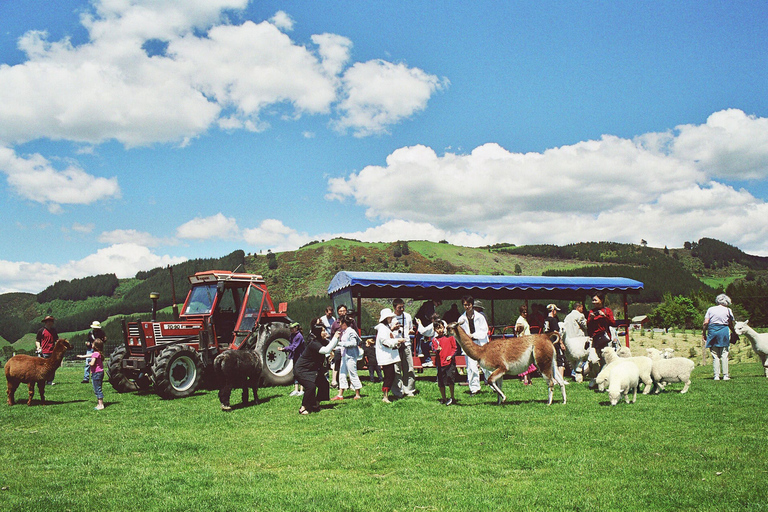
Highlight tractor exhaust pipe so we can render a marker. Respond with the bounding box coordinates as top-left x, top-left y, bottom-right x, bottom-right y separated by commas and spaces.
150, 292, 160, 321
